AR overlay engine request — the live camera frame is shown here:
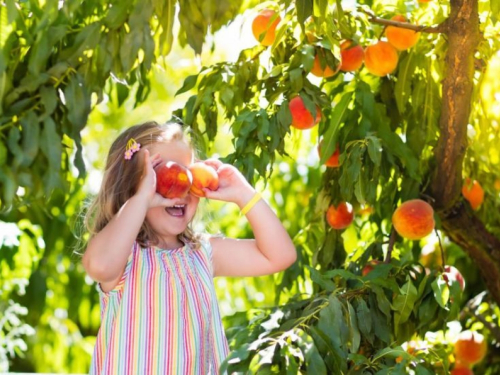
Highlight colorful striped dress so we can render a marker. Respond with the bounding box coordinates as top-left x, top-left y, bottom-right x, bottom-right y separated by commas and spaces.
89, 240, 229, 375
